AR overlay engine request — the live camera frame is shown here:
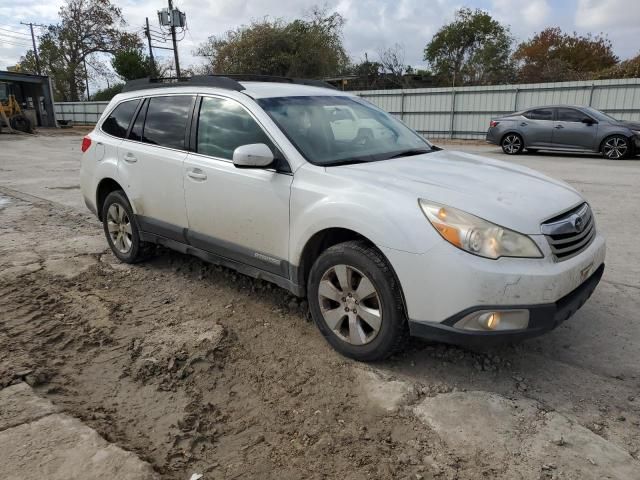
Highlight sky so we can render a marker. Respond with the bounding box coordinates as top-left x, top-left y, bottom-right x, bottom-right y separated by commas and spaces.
1, 0, 639, 89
